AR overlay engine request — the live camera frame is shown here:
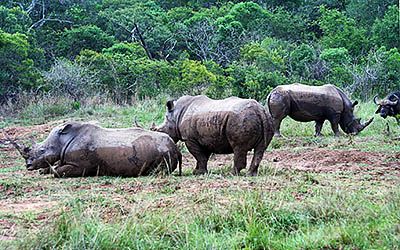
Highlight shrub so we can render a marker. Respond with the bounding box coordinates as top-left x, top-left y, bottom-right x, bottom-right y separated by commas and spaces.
42, 58, 100, 102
